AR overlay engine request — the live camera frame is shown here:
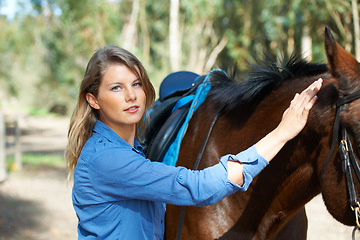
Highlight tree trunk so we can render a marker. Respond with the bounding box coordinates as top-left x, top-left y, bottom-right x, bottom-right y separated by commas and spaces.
122, 0, 140, 51
287, 27, 295, 56
301, 13, 312, 61
139, 0, 150, 65
169, 0, 181, 71
301, 25, 312, 61
352, 0, 360, 60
